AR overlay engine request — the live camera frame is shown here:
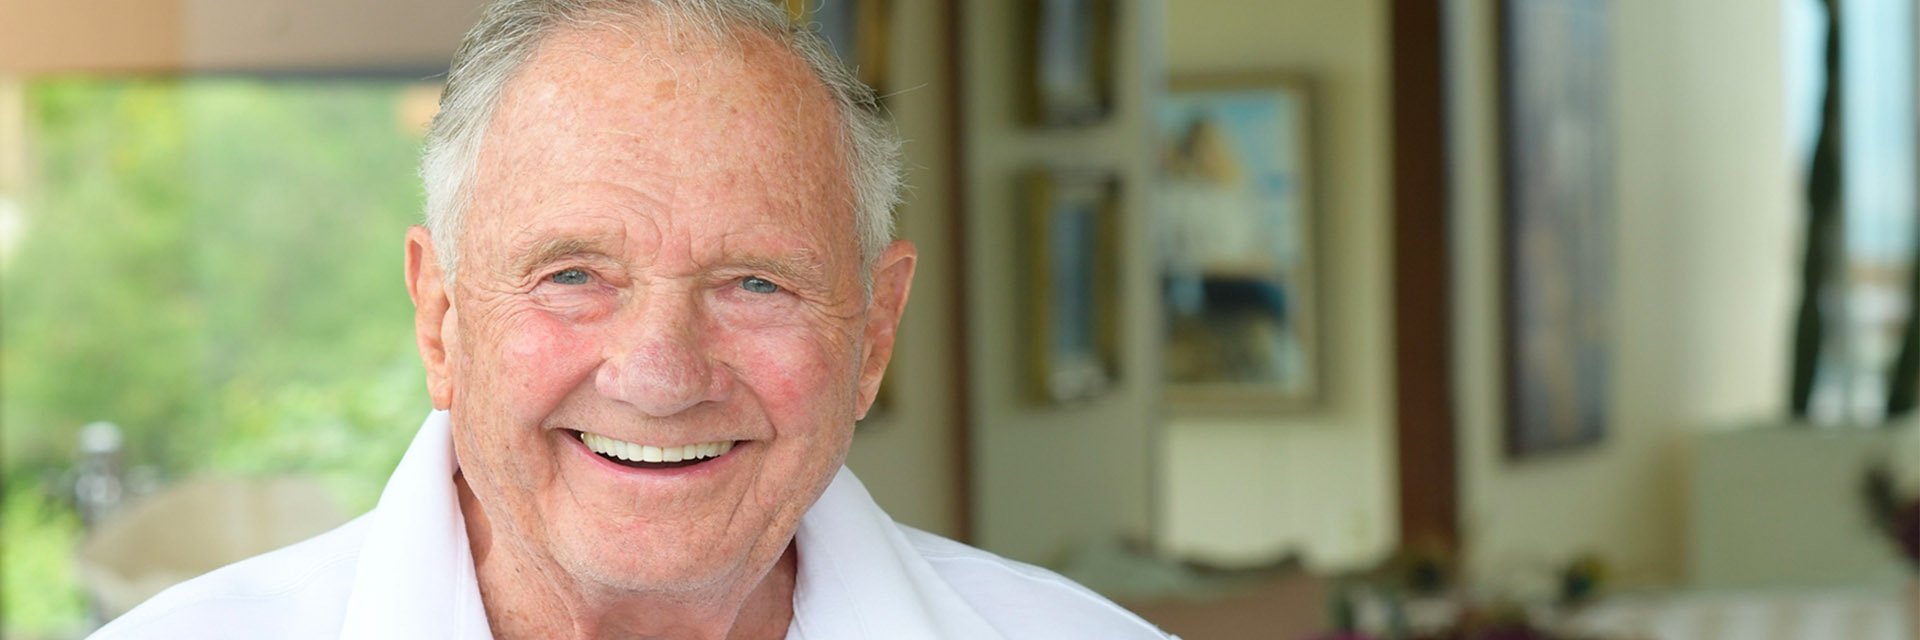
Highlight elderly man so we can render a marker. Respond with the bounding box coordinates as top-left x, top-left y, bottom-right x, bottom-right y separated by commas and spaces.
92, 1, 1170, 638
